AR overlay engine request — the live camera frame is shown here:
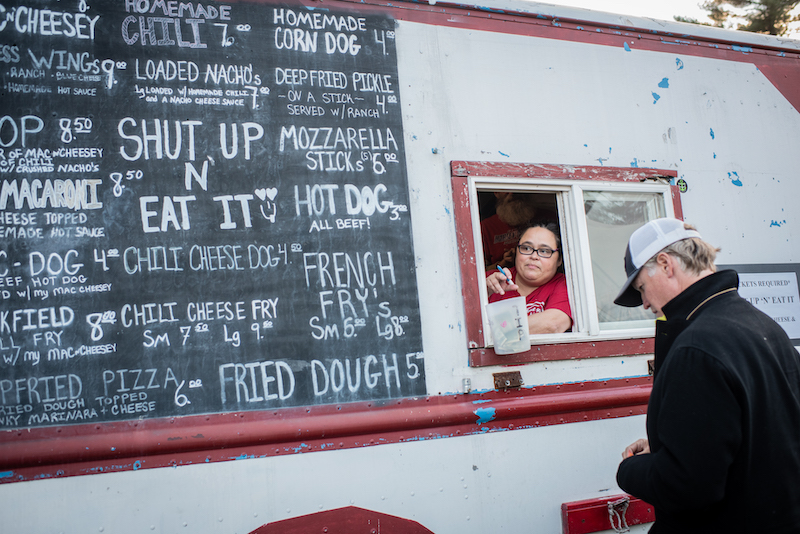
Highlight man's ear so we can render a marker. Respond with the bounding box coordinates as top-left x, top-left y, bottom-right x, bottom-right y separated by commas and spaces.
656, 252, 675, 277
